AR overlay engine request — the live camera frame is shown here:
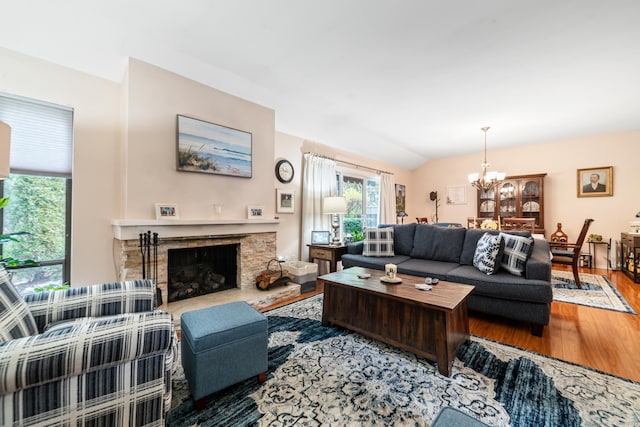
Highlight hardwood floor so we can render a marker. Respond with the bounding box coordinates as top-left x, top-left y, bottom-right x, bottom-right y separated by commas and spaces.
261, 265, 640, 382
